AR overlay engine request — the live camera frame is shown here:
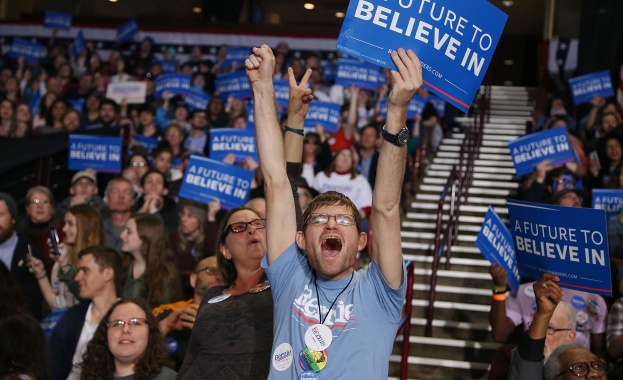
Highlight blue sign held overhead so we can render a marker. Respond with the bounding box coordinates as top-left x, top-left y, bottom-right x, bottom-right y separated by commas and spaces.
154, 74, 191, 99
335, 59, 383, 90
179, 155, 255, 208
44, 11, 72, 31
223, 46, 251, 68
323, 62, 337, 82
274, 80, 290, 109
508, 128, 575, 177
215, 71, 252, 100
117, 19, 139, 45
133, 135, 160, 155
475, 206, 520, 295
569, 70, 614, 105
592, 189, 623, 219
507, 199, 612, 296
336, 0, 508, 113
304, 101, 341, 134
159, 60, 176, 74
71, 30, 86, 58
209, 128, 258, 163
68, 135, 123, 173
428, 94, 446, 118
29, 91, 41, 120
184, 89, 211, 112
8, 38, 45, 63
